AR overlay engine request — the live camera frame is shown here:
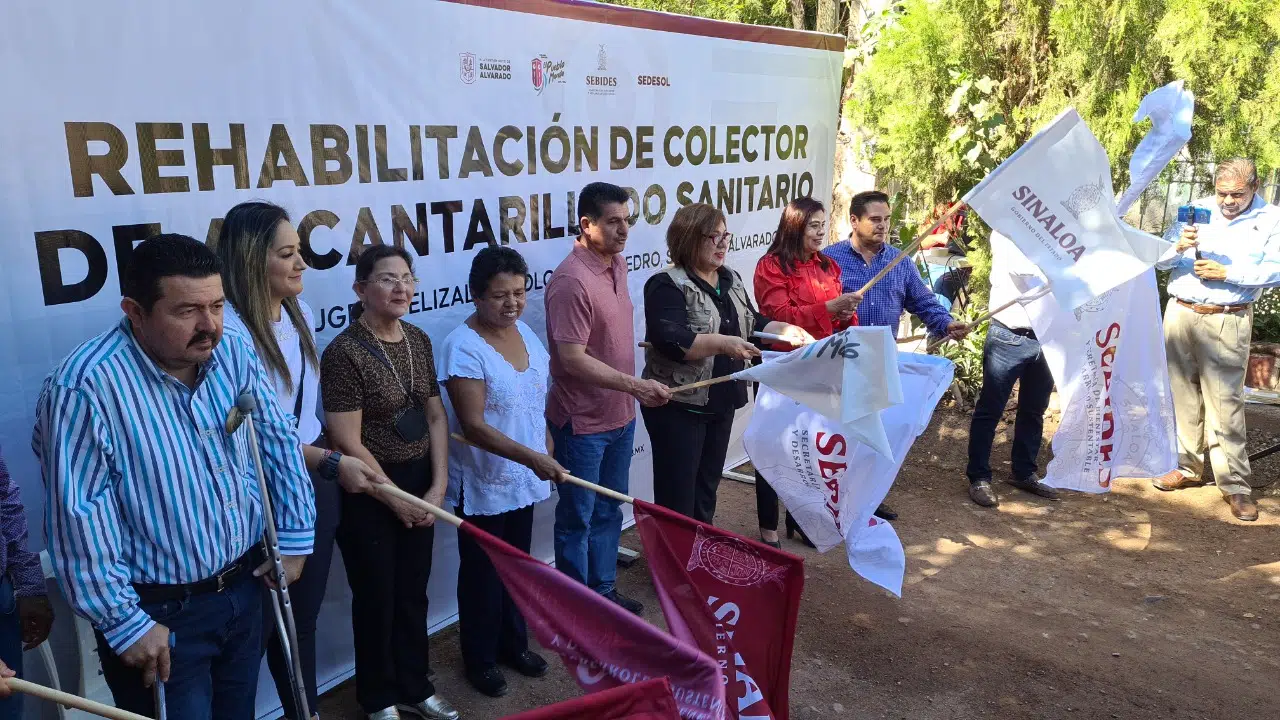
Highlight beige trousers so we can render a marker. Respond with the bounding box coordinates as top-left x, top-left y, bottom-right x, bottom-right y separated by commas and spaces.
1163, 299, 1253, 496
